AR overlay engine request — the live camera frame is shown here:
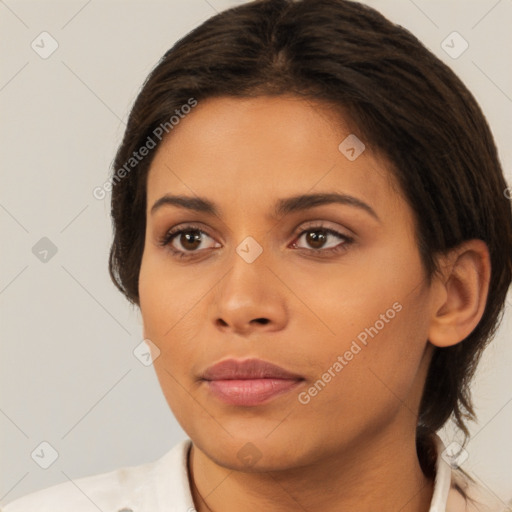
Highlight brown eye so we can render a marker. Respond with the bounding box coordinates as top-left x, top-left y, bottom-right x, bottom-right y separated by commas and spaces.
160, 224, 221, 259
294, 227, 351, 252
304, 229, 330, 249
176, 230, 204, 251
